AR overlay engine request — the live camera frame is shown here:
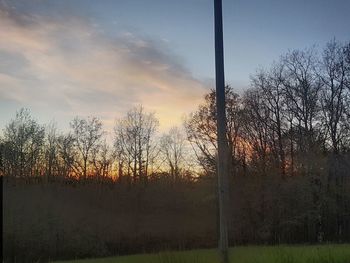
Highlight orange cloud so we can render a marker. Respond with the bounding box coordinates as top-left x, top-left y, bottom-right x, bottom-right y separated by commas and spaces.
0, 4, 210, 133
